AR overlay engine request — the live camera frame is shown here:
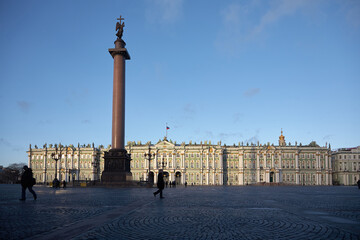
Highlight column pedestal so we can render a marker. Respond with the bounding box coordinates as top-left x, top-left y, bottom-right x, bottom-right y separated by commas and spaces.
102, 149, 132, 183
